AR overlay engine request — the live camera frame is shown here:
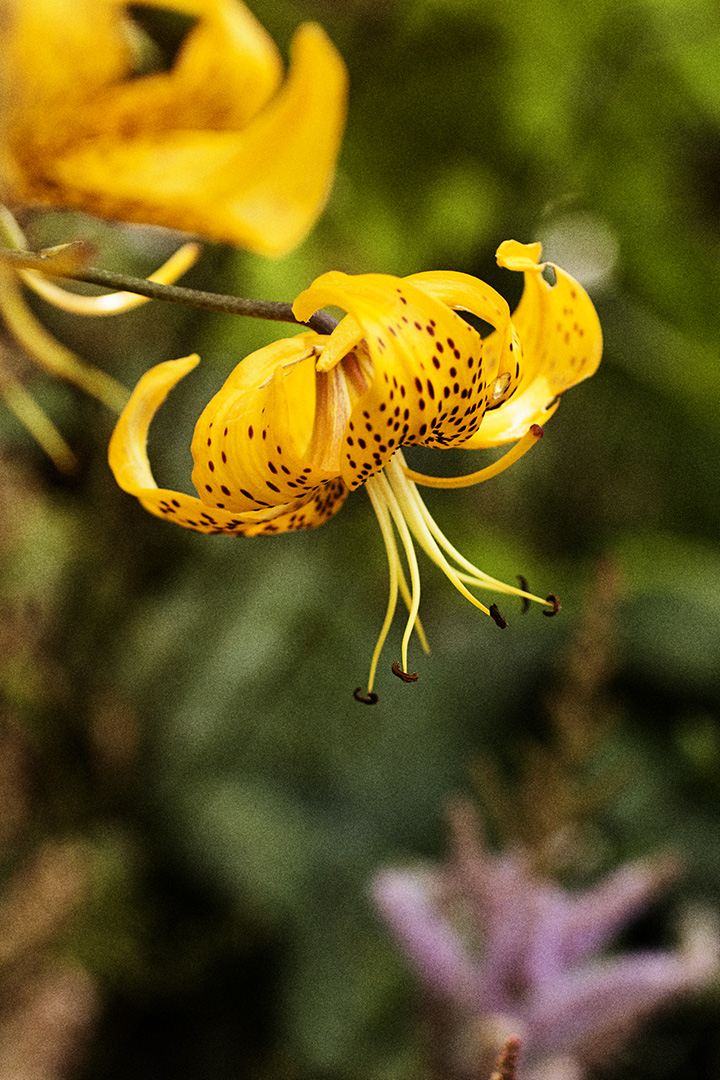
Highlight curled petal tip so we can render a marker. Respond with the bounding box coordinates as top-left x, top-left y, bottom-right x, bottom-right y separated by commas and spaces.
108, 354, 200, 494
496, 239, 543, 272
